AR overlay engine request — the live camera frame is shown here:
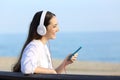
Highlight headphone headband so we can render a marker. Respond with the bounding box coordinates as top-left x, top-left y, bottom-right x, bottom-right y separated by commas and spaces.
40, 11, 47, 27
37, 11, 47, 35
